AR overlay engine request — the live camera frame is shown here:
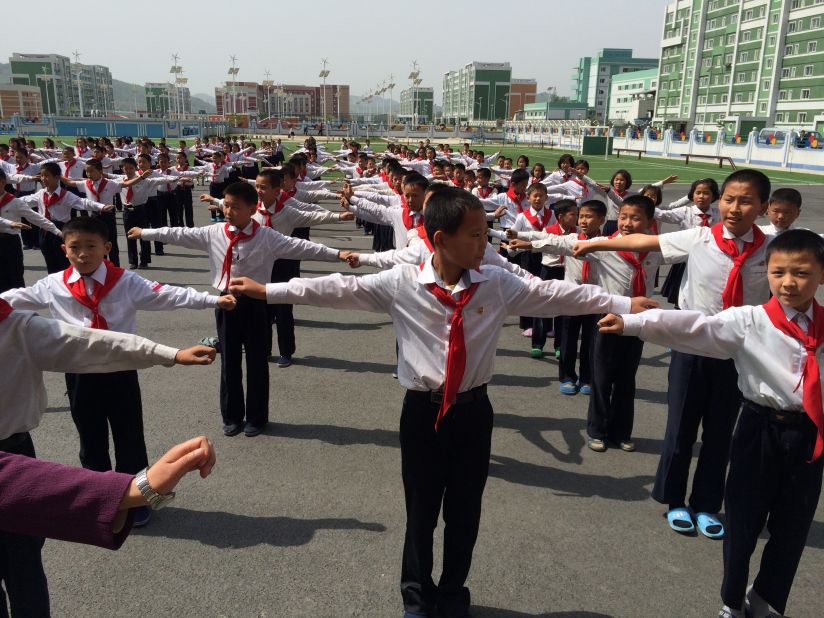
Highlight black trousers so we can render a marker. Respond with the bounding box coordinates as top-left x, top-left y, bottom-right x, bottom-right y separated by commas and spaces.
14, 190, 38, 249
400, 390, 493, 617
652, 352, 741, 513
0, 432, 50, 618
145, 196, 165, 254
586, 331, 644, 442
174, 186, 194, 227
209, 182, 226, 221
721, 402, 823, 614
96, 211, 119, 267
39, 222, 68, 274
559, 313, 597, 385
64, 370, 148, 474
158, 191, 179, 228
216, 297, 269, 427
531, 265, 564, 349
267, 258, 300, 358
0, 234, 24, 293
123, 204, 151, 267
